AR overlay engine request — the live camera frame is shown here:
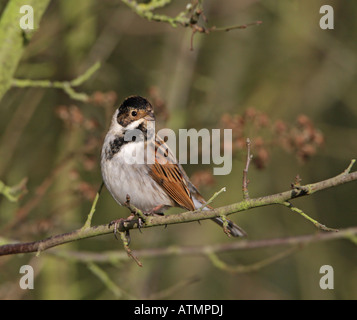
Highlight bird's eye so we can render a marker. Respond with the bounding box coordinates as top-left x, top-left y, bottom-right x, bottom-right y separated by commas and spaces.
131, 111, 137, 117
